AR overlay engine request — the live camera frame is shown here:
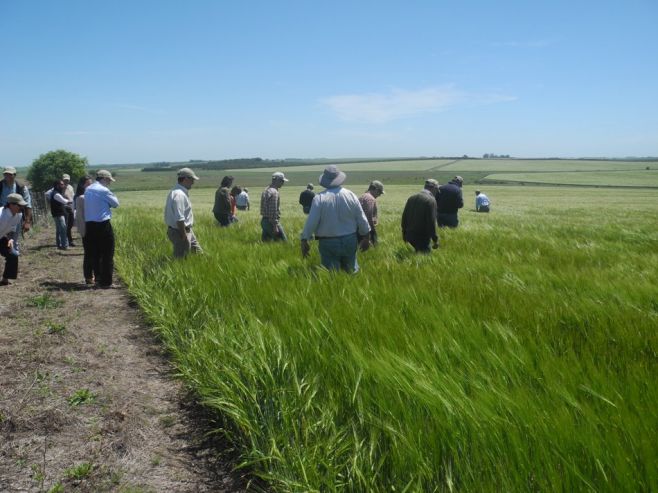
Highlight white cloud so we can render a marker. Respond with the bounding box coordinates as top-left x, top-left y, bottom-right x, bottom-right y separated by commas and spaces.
321, 86, 515, 124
